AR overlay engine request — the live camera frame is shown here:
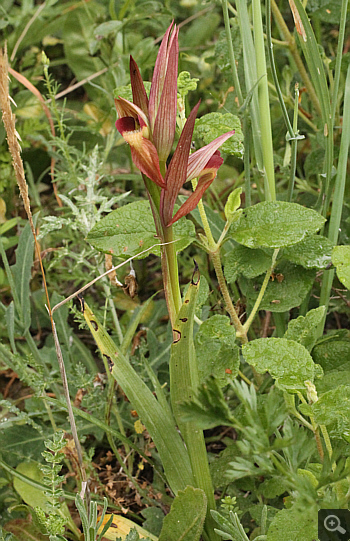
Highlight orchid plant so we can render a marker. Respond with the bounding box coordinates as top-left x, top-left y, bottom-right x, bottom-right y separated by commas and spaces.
115, 22, 234, 324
